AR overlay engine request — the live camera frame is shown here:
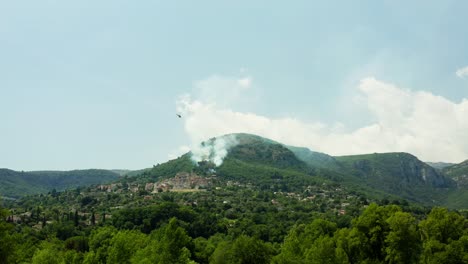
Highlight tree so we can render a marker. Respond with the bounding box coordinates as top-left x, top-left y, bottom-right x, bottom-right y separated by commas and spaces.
0, 203, 16, 263
419, 207, 465, 244
274, 219, 337, 263
31, 241, 64, 264
107, 230, 148, 264
86, 226, 118, 263
131, 218, 193, 264
74, 210, 79, 226
384, 211, 421, 264
419, 207, 468, 263
231, 235, 275, 264
91, 211, 95, 226
352, 203, 401, 262
305, 235, 337, 264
